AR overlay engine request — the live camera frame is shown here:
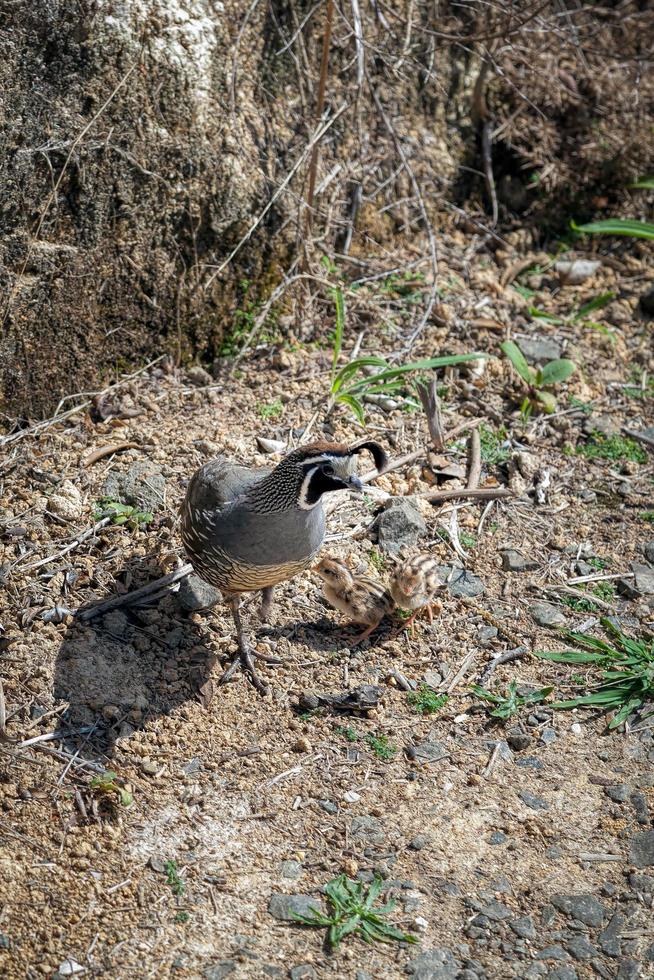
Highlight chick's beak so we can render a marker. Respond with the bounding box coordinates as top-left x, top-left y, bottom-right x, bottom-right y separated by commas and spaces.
347, 474, 363, 492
